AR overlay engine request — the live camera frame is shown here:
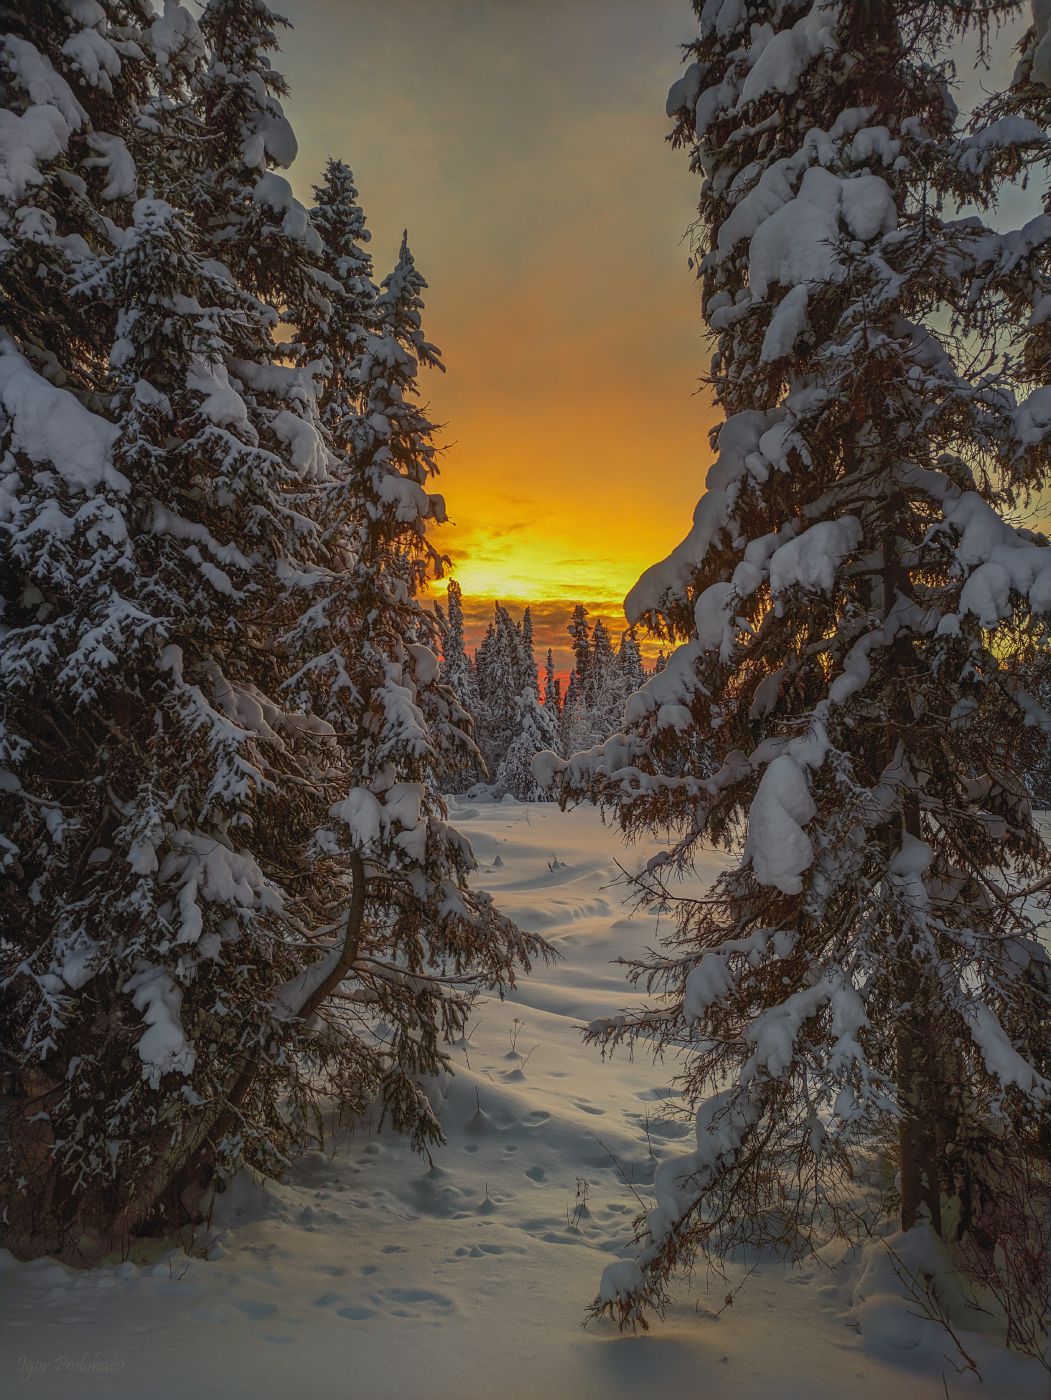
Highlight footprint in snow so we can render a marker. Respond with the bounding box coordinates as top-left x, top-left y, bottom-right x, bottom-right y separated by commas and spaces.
234, 1299, 278, 1320
454, 1243, 527, 1259
525, 1166, 546, 1183
336, 1305, 375, 1321
538, 1230, 582, 1246
379, 1286, 454, 1315
573, 1101, 606, 1116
